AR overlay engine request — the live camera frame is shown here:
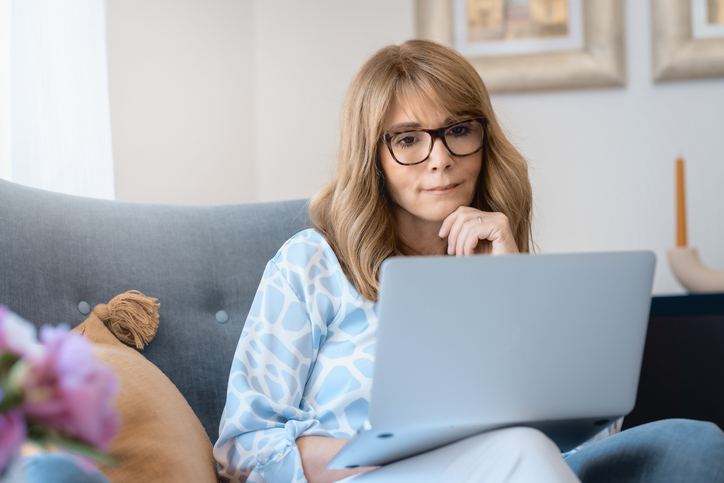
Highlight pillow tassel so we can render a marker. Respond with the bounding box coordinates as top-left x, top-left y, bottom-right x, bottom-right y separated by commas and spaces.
93, 290, 160, 349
